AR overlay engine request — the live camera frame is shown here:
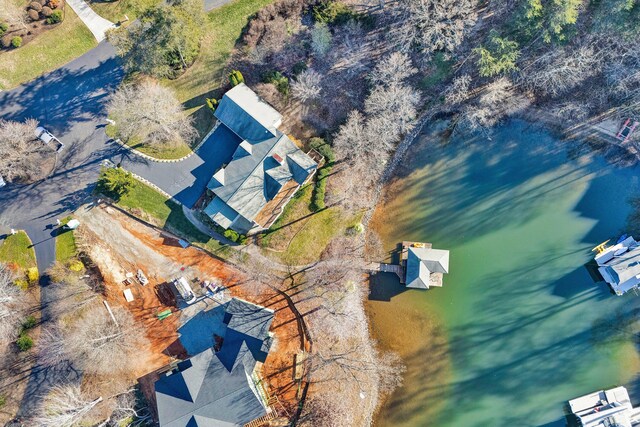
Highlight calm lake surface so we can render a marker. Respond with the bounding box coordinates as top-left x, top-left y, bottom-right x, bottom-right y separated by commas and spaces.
368, 119, 640, 427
